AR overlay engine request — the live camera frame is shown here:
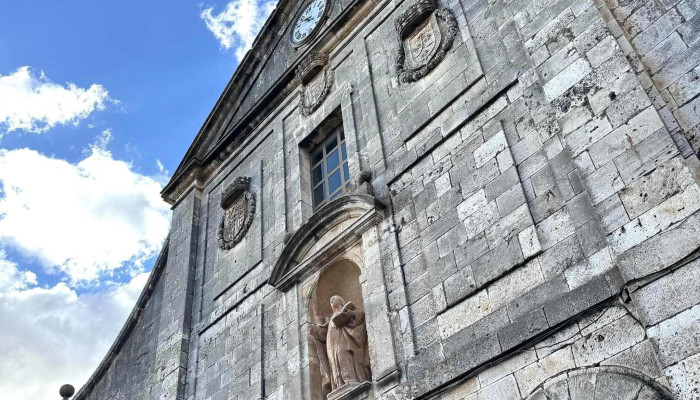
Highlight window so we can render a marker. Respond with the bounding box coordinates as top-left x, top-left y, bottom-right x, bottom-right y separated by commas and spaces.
310, 126, 350, 209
